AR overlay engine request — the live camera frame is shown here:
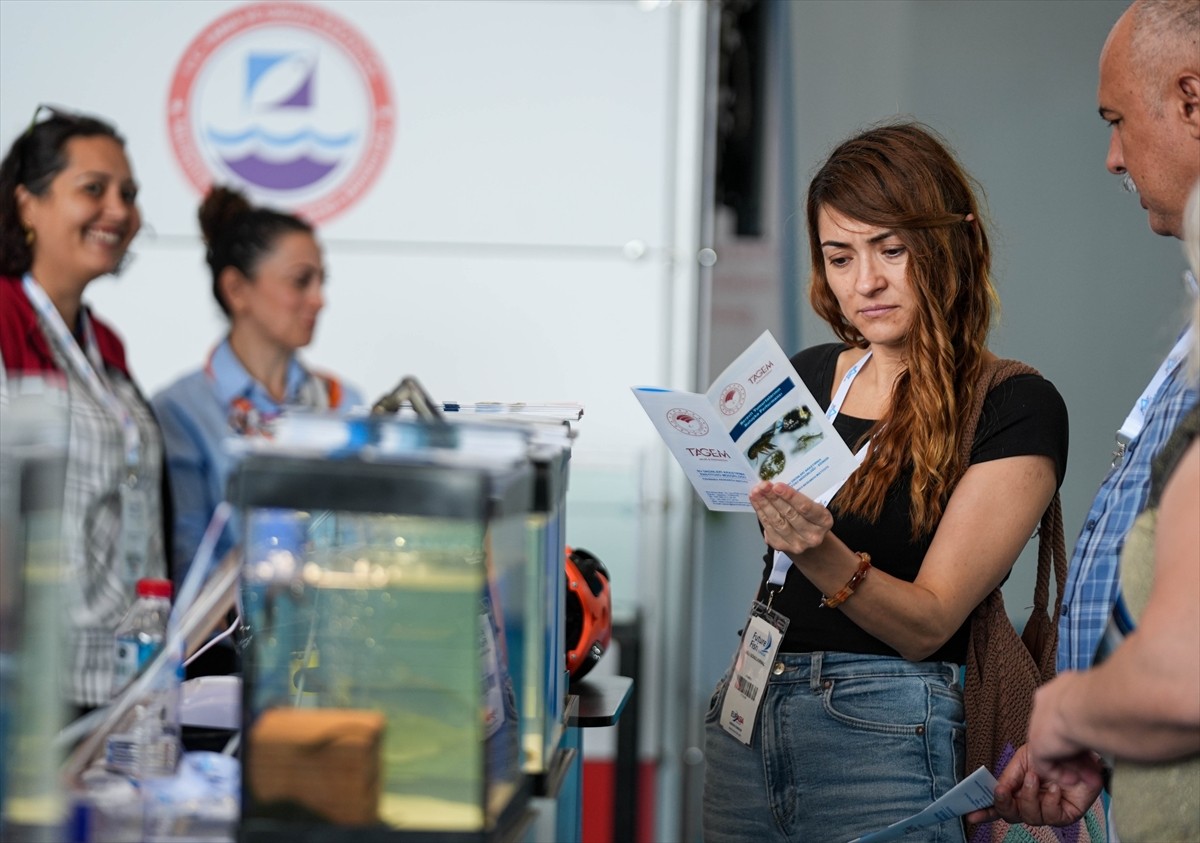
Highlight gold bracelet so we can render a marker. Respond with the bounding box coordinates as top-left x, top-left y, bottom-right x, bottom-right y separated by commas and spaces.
819, 552, 872, 609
